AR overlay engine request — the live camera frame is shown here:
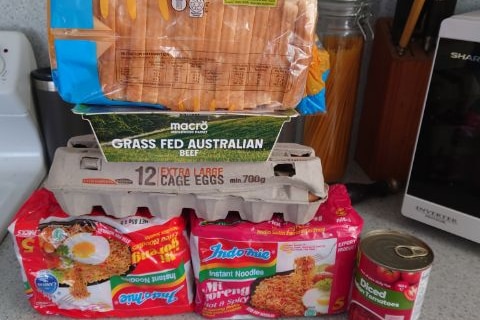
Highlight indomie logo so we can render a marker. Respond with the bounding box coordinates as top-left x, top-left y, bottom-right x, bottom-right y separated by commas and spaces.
204, 243, 271, 262
118, 287, 183, 305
